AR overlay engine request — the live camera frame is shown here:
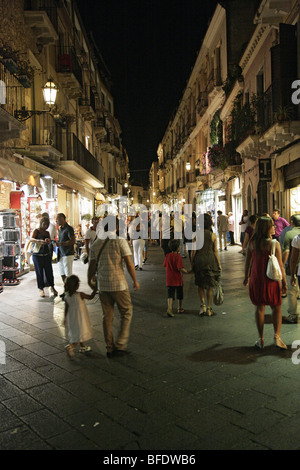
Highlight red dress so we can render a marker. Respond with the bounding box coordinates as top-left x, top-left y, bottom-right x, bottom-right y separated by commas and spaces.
249, 248, 281, 306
